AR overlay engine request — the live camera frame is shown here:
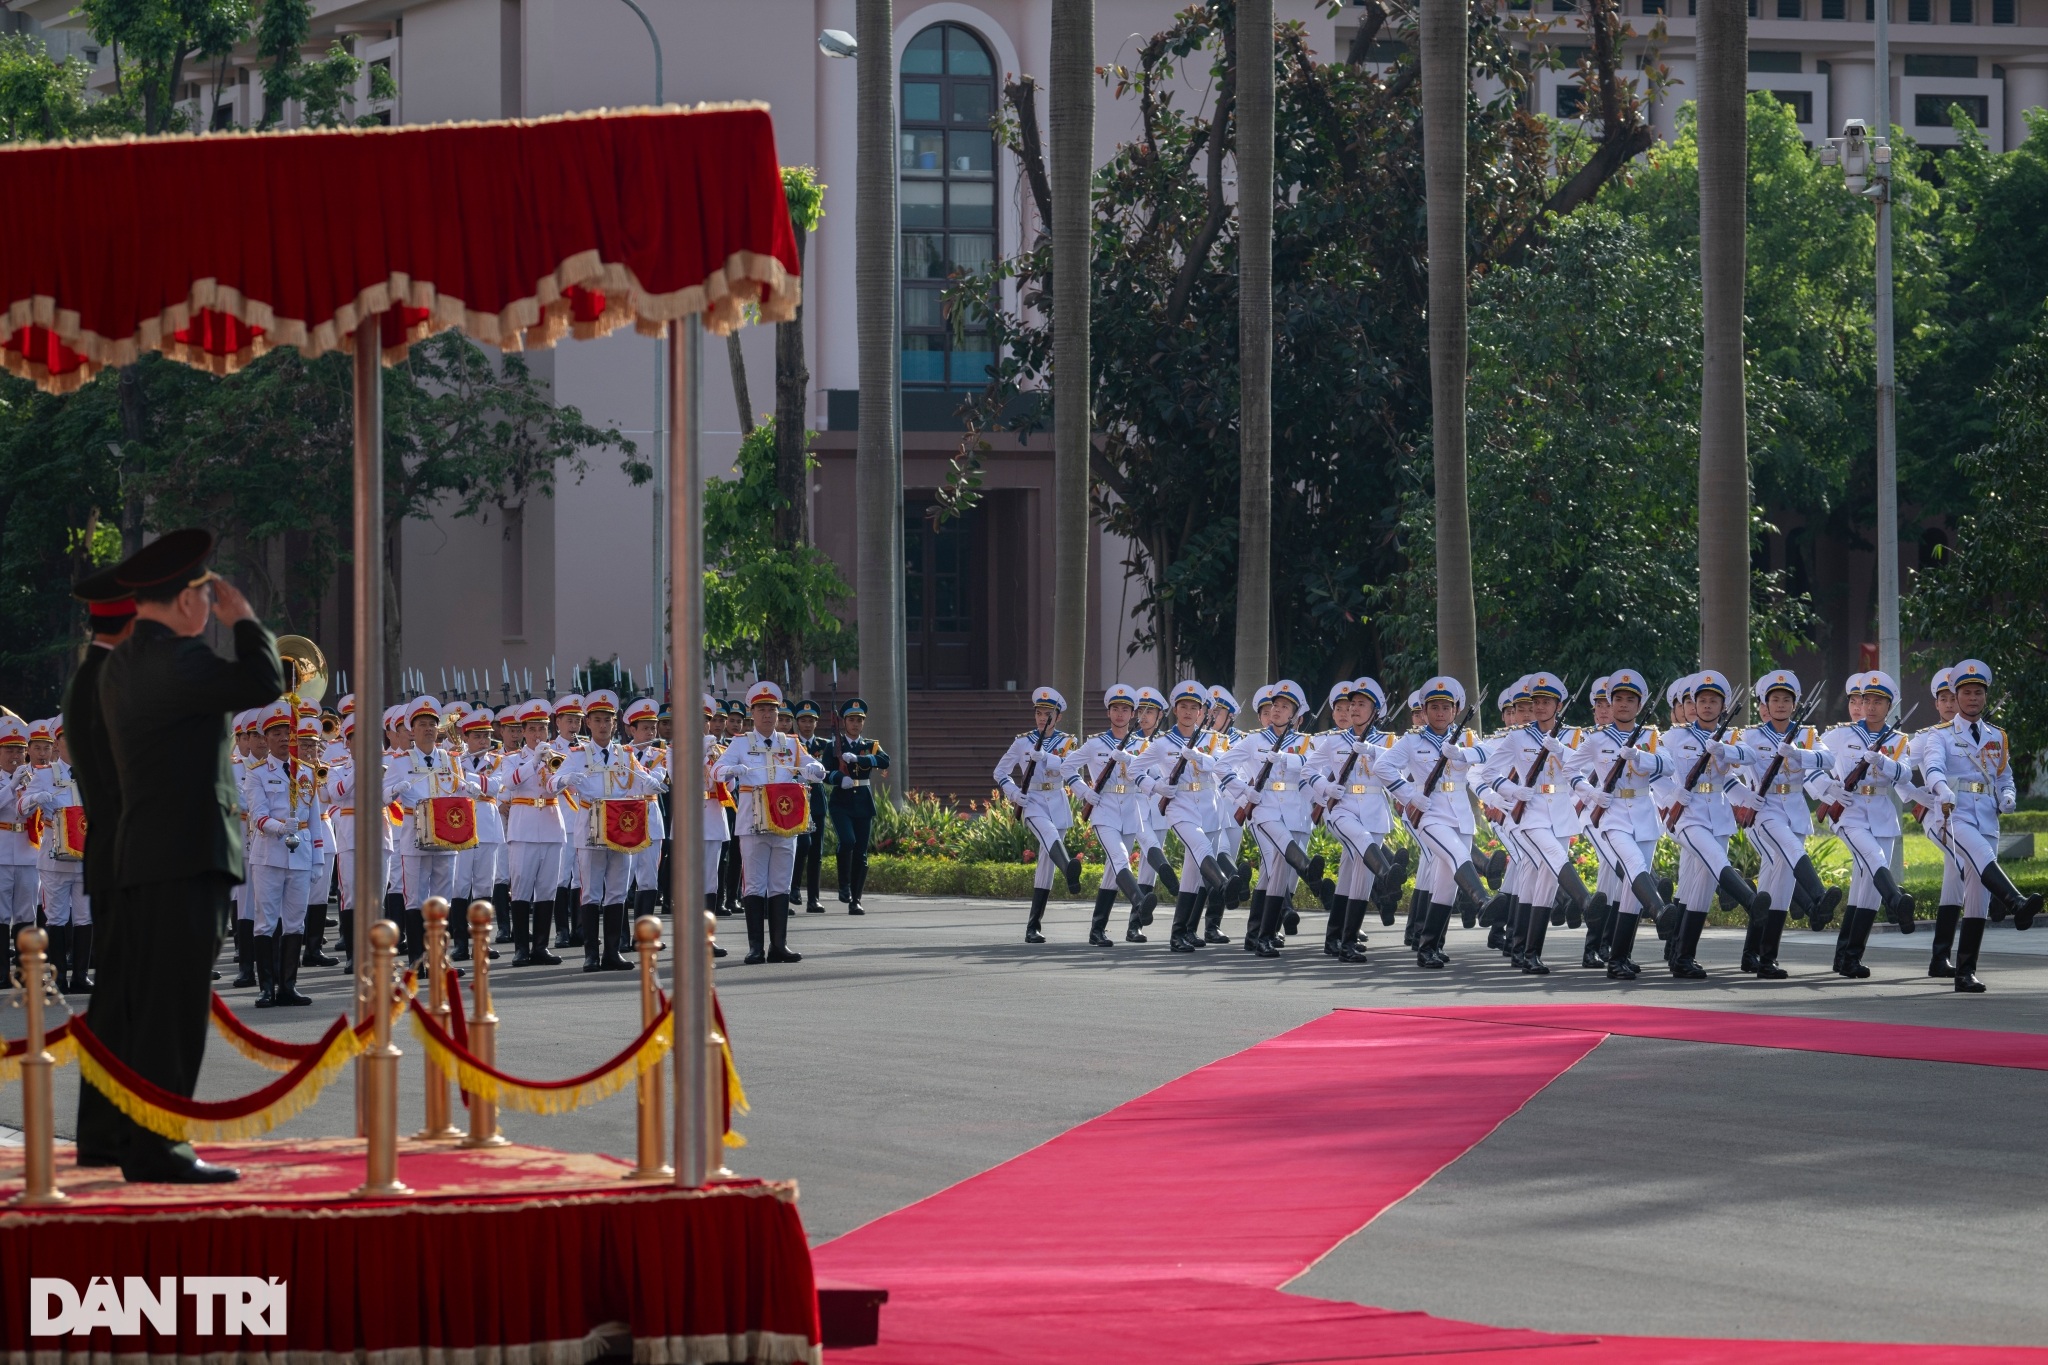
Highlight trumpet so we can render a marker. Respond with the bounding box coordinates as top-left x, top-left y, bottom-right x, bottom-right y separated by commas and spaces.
314, 762, 331, 782
320, 711, 341, 740
543, 751, 566, 772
